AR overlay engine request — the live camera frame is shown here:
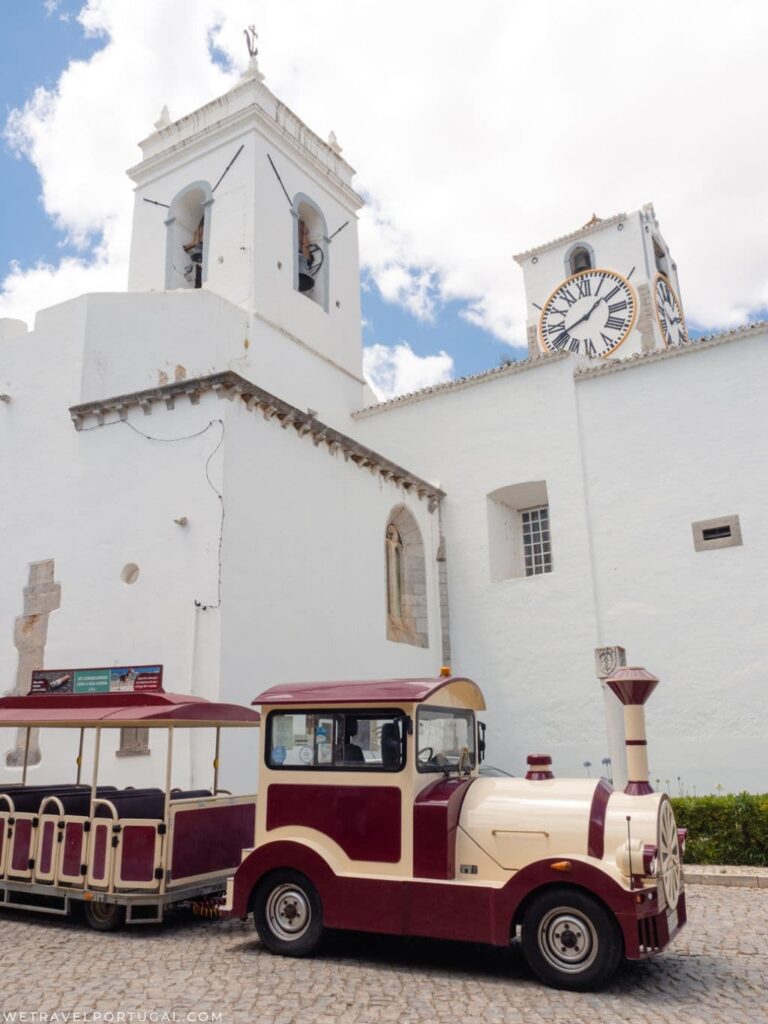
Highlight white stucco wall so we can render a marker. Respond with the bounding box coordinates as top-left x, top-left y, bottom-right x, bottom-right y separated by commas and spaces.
354, 356, 610, 780
576, 335, 768, 794
353, 335, 768, 794
0, 297, 443, 790
0, 314, 224, 786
